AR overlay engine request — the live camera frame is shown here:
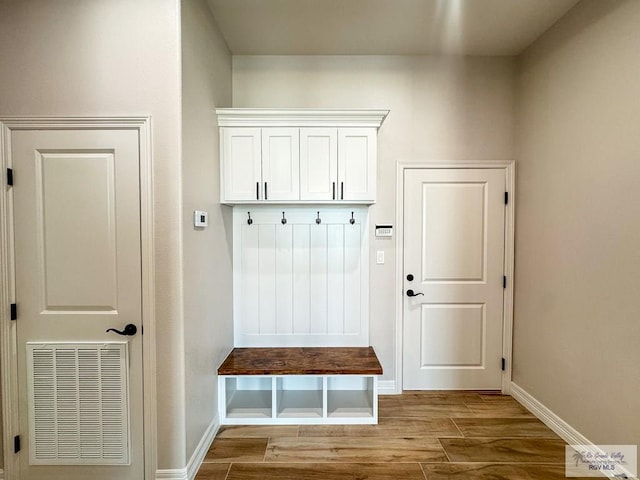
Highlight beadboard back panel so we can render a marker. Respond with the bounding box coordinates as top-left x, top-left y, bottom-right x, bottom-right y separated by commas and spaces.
233, 207, 369, 346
